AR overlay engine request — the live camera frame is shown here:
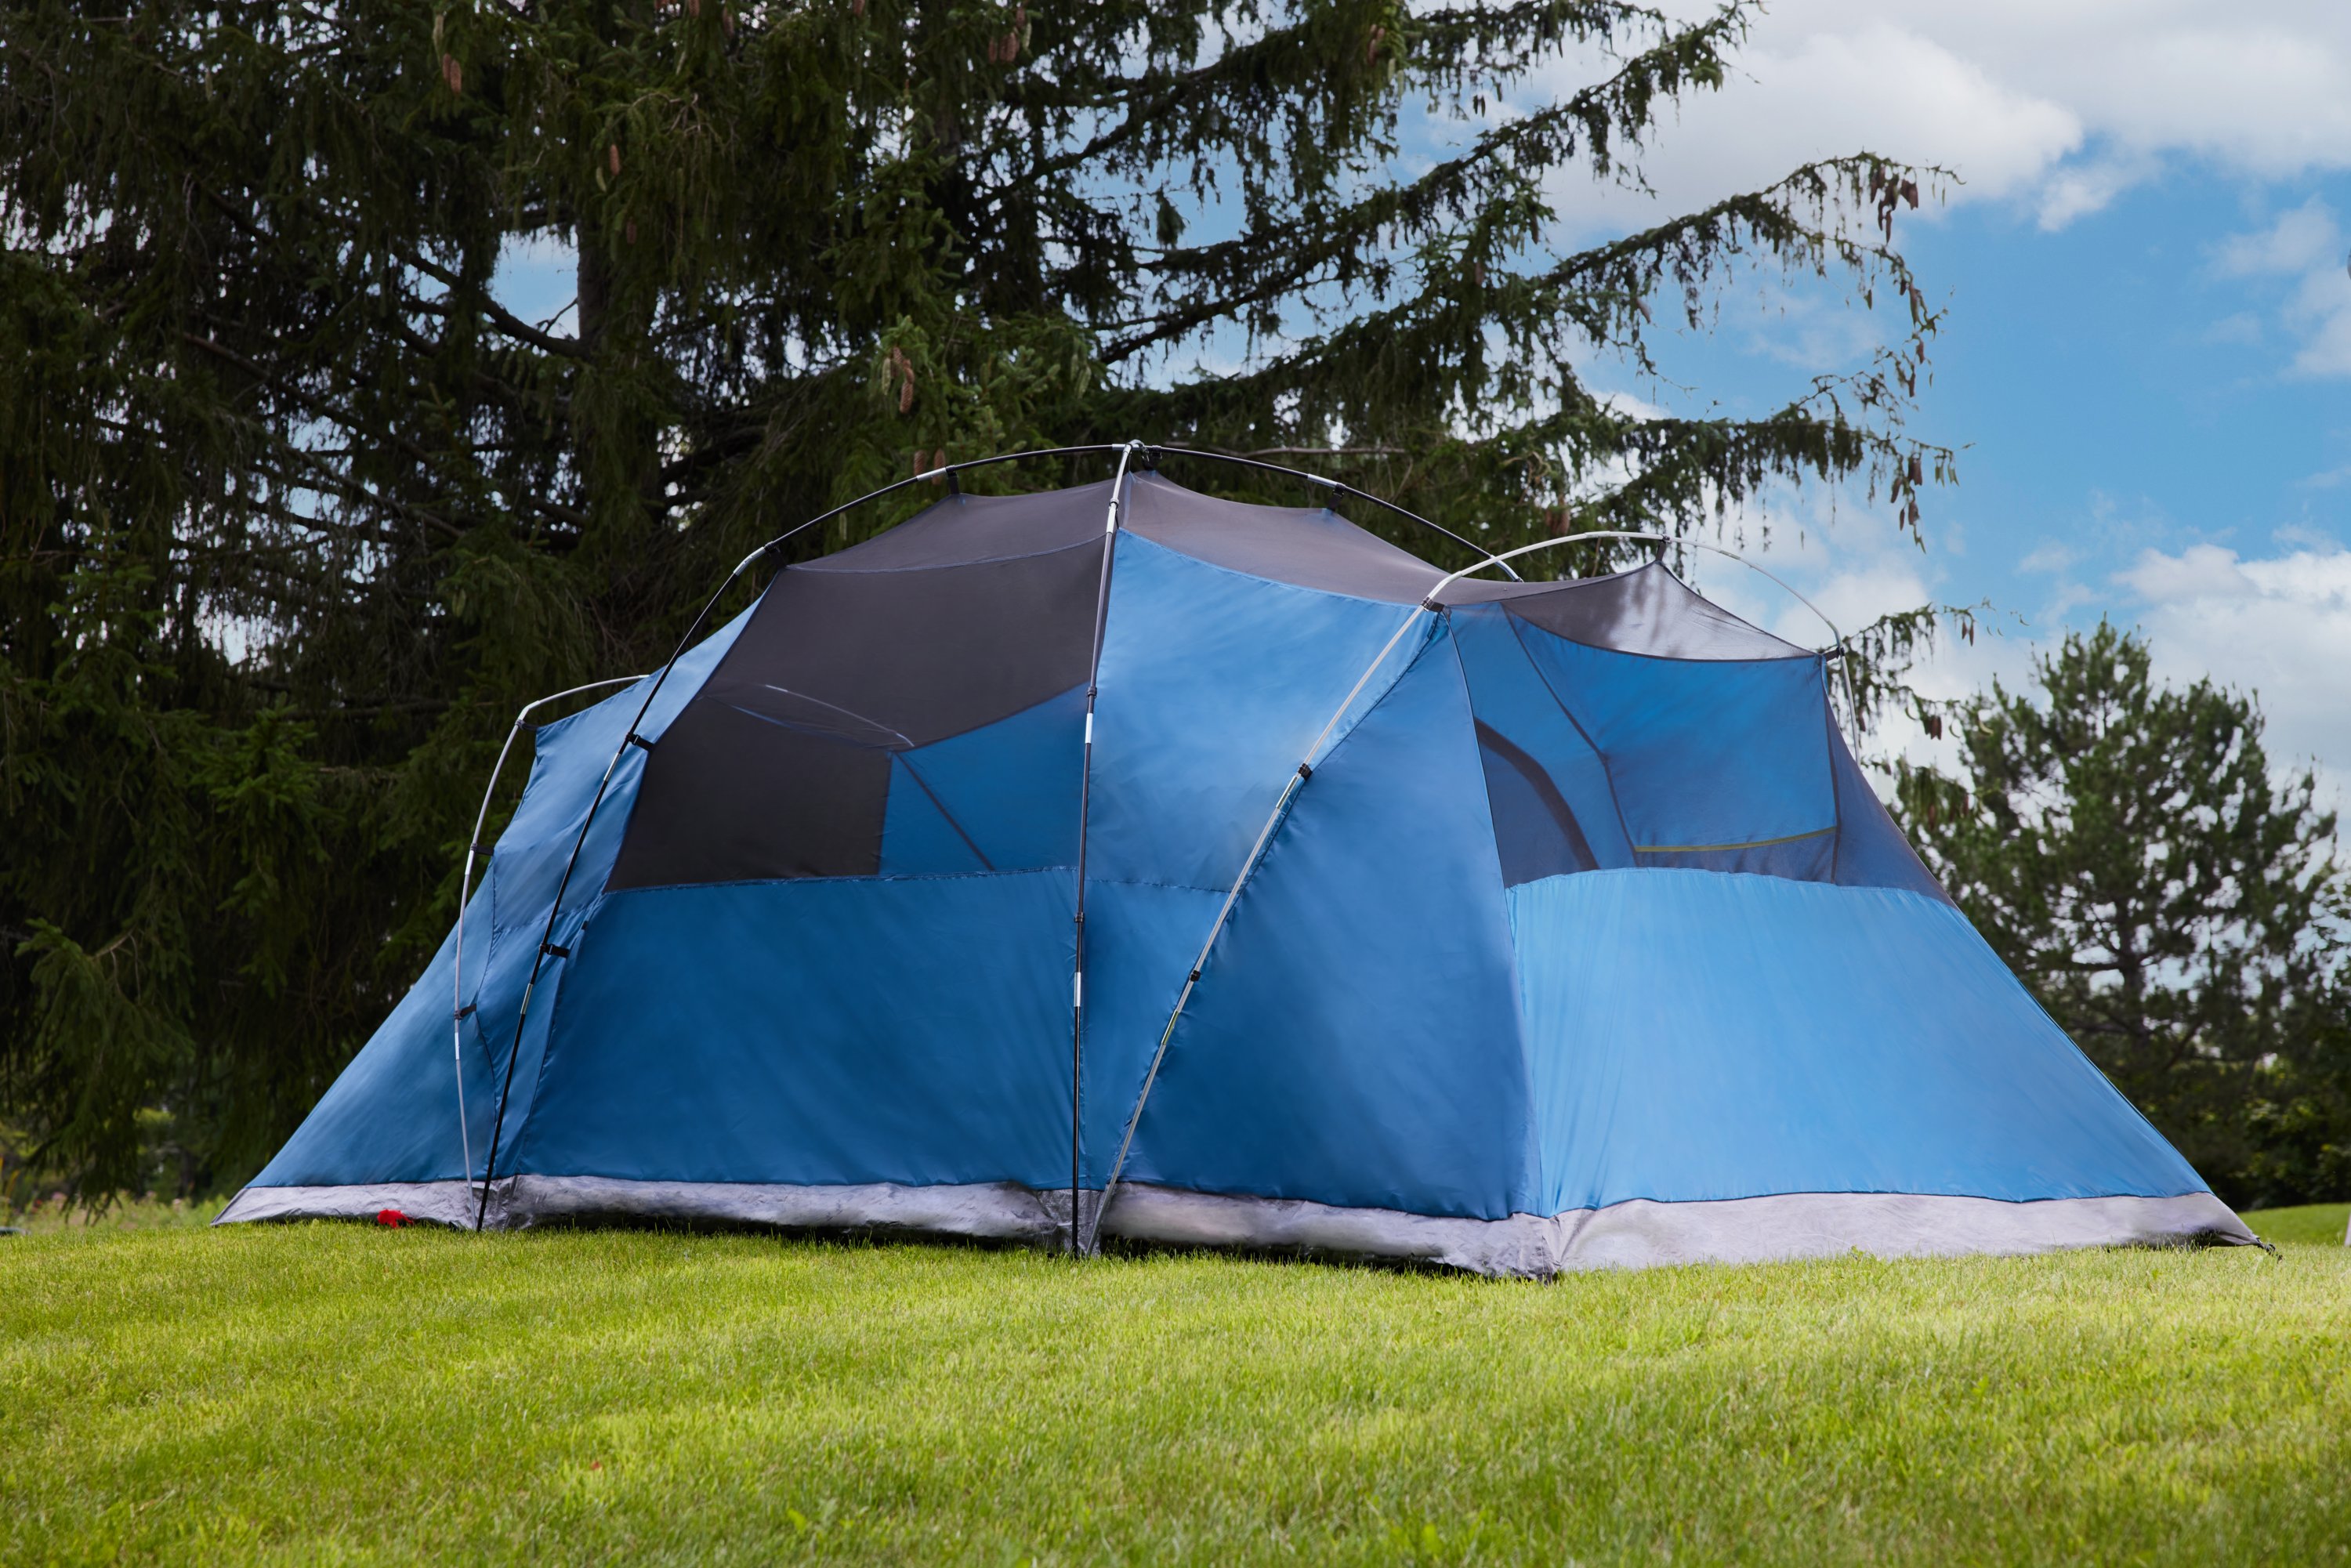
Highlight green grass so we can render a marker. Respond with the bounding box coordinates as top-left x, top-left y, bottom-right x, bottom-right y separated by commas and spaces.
2244, 1202, 2349, 1247
3, 1212, 2346, 1565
